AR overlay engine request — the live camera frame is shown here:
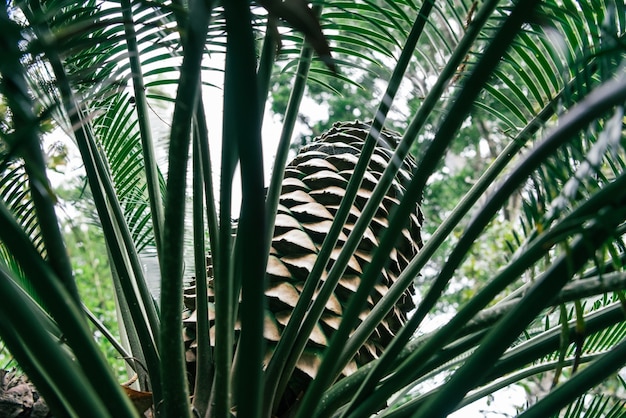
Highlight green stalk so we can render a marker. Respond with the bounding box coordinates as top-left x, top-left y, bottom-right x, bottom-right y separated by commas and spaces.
298, 0, 541, 411
109, 258, 148, 383
417, 213, 626, 417
461, 356, 601, 415
377, 174, 626, 415
343, 87, 558, 355
257, 19, 279, 122
92, 137, 161, 346
391, 356, 598, 418
196, 98, 220, 267
0, 268, 107, 417
348, 0, 544, 406
320, 298, 626, 417
347, 1, 545, 410
486, 303, 626, 386
315, 0, 503, 402
316, 329, 489, 417
554, 303, 570, 384
350, 233, 626, 418
347, 77, 626, 416
0, 269, 70, 416
185, 79, 218, 417
21, 3, 162, 397
223, 2, 266, 417
2, 9, 141, 415
262, 12, 316, 414
0, 324, 72, 417
413, 118, 626, 418
211, 159, 235, 413
211, 67, 237, 418
0, 9, 78, 304
83, 303, 133, 366
0, 203, 137, 417
398, 300, 626, 416
263, 5, 319, 256
464, 269, 626, 336
121, 0, 165, 257
192, 122, 213, 417
78, 119, 161, 398
274, 3, 435, 414
159, 0, 211, 414
340, 48, 609, 391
